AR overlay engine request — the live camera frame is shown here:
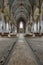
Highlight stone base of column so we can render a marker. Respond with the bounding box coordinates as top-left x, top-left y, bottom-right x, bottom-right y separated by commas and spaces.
32, 33, 35, 37
8, 34, 11, 37
39, 33, 42, 36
